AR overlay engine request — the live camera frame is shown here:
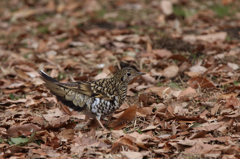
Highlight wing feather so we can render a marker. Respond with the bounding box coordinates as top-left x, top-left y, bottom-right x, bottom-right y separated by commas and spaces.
39, 70, 114, 101
57, 82, 114, 101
